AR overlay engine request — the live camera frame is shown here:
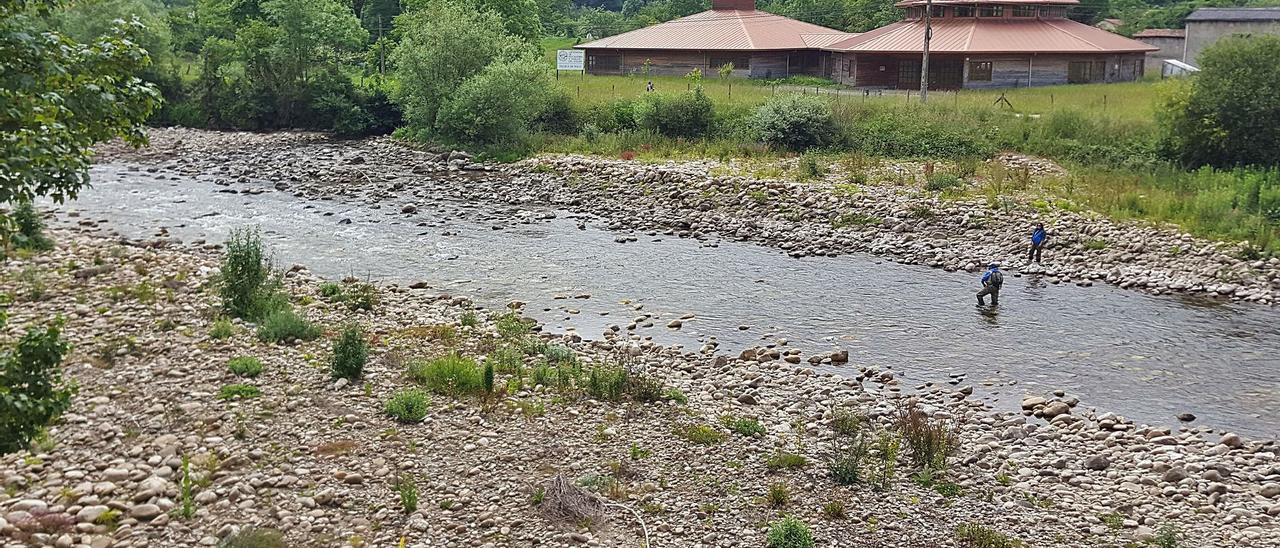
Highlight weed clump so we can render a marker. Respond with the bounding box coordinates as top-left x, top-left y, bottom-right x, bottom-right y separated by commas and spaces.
766, 451, 808, 471
7, 201, 54, 252
218, 228, 285, 321
676, 424, 725, 445
330, 324, 368, 380
722, 415, 766, 437
393, 475, 419, 513
209, 319, 235, 340
384, 389, 430, 422
765, 482, 790, 507
955, 522, 1021, 548
408, 353, 484, 395
766, 515, 814, 548
896, 401, 959, 471
256, 309, 320, 343
0, 323, 73, 455
219, 527, 286, 548
227, 356, 263, 378
218, 384, 261, 400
